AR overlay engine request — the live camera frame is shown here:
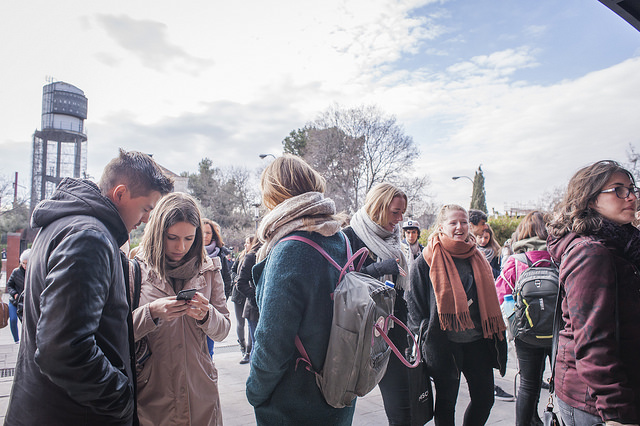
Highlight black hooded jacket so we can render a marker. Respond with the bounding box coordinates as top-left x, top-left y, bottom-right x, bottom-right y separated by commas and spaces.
5, 178, 135, 425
